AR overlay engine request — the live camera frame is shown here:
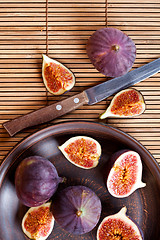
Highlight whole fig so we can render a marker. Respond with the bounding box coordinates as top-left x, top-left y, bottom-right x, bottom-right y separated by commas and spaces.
15, 156, 63, 207
86, 27, 136, 77
52, 185, 102, 235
